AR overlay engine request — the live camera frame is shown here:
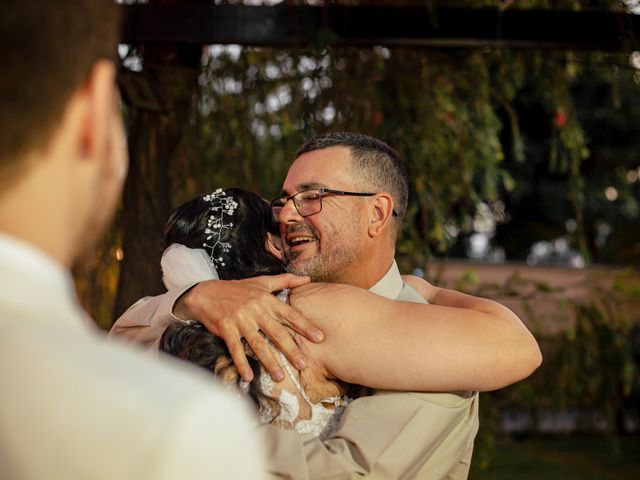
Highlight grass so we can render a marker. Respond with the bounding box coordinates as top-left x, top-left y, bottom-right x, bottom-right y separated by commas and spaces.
470, 434, 640, 480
